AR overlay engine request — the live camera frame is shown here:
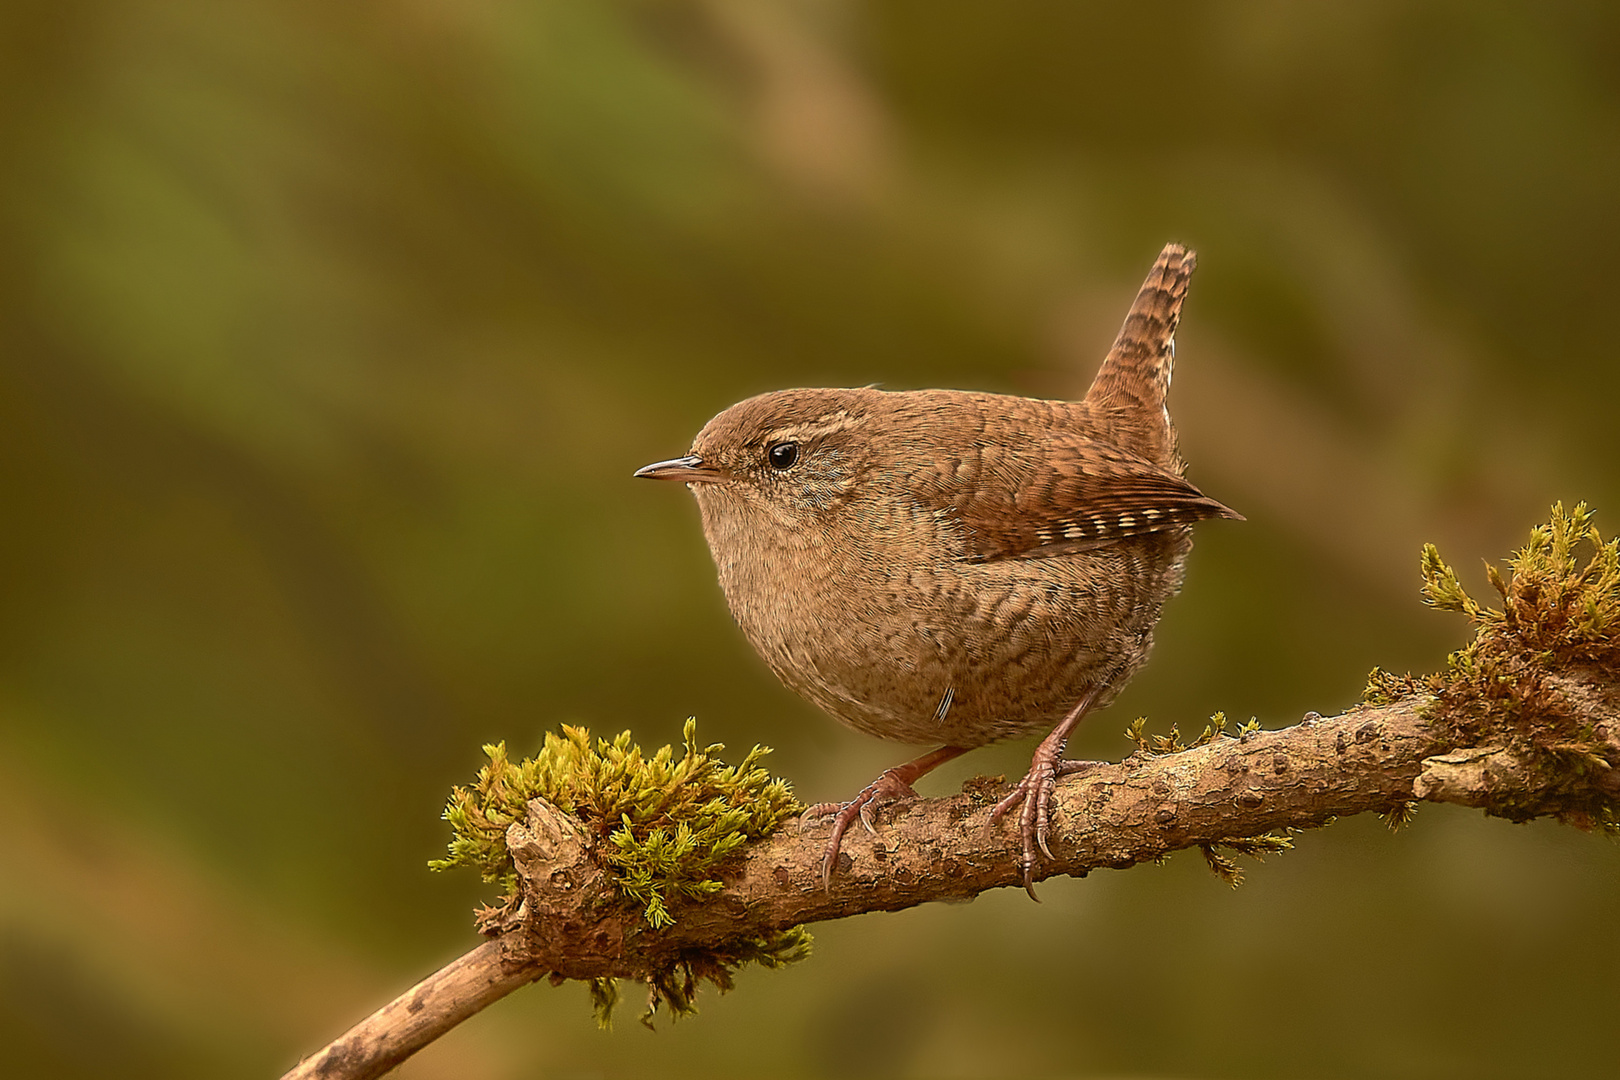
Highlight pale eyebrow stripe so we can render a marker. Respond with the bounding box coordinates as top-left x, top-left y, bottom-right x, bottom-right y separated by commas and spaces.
763, 411, 859, 443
